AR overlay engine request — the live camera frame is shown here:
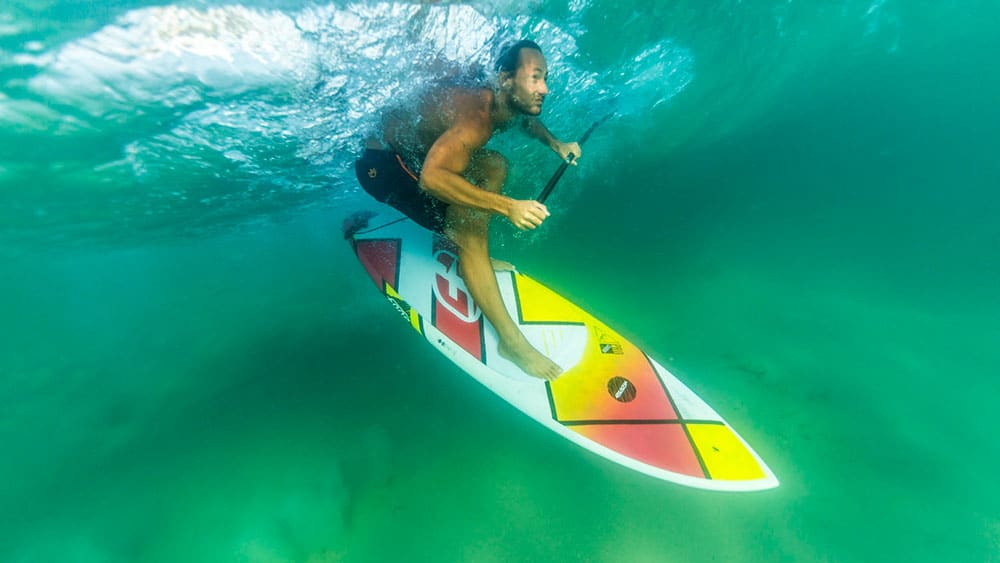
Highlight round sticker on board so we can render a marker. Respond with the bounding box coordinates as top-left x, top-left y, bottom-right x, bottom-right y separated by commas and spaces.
607, 376, 636, 403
